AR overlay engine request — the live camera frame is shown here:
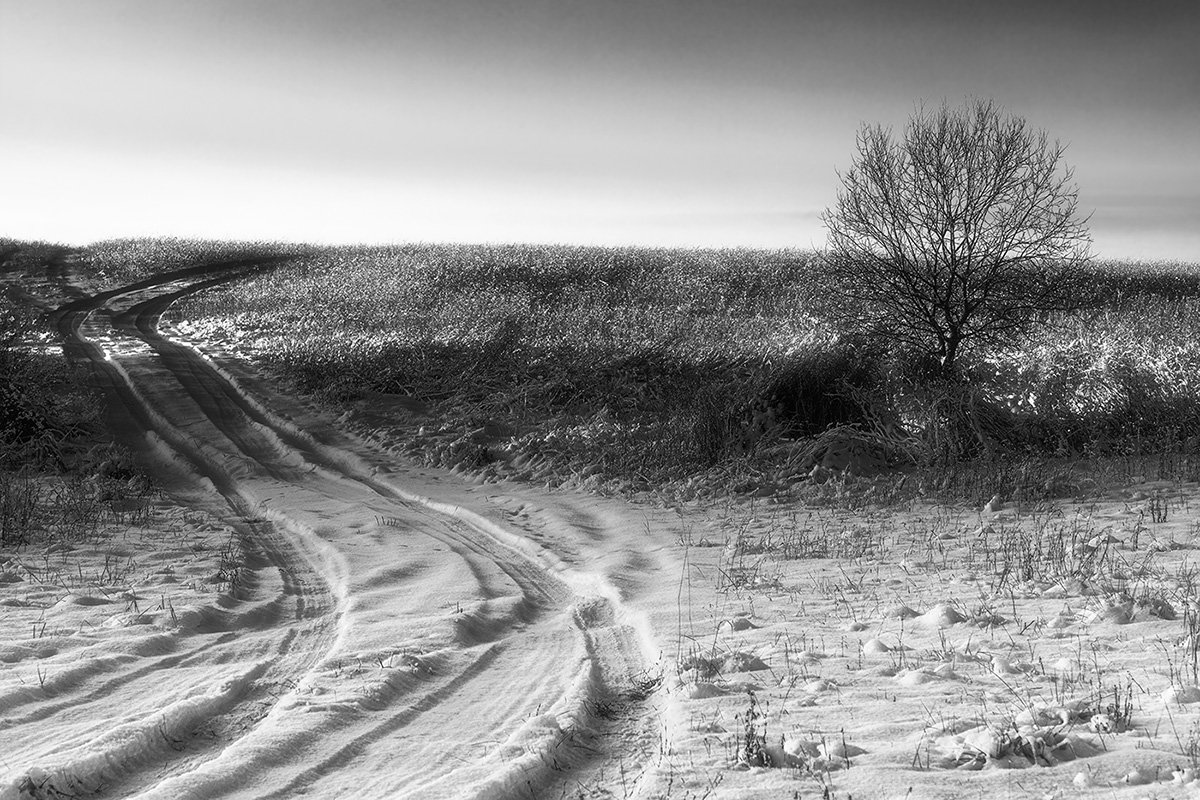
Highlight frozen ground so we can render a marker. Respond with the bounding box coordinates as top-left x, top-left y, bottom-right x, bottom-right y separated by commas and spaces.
5, 260, 1200, 799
